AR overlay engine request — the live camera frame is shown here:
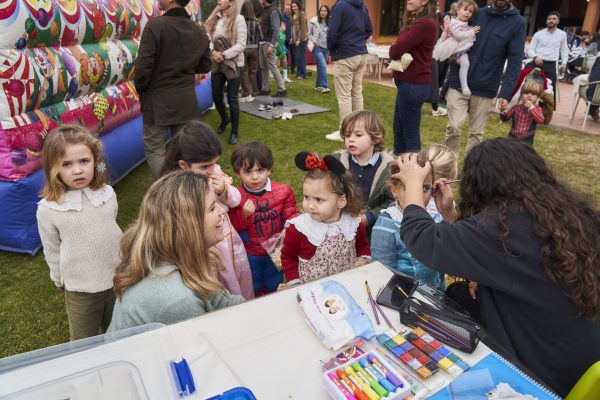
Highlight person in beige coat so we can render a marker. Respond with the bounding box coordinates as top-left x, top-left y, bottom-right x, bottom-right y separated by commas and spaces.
205, 0, 247, 145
